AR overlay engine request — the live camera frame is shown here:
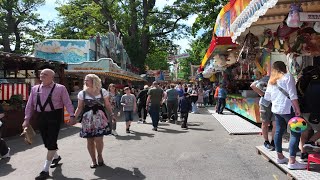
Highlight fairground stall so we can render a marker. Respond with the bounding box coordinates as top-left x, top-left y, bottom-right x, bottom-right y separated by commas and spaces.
0, 52, 66, 137
200, 0, 320, 124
